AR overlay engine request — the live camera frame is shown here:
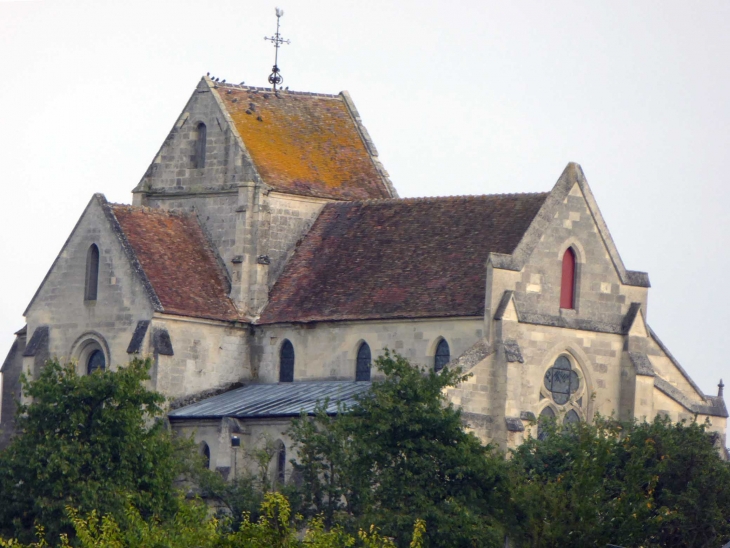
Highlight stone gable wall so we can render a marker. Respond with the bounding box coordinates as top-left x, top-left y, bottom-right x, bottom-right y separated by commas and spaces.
509, 183, 648, 325
25, 201, 155, 374
135, 80, 256, 195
